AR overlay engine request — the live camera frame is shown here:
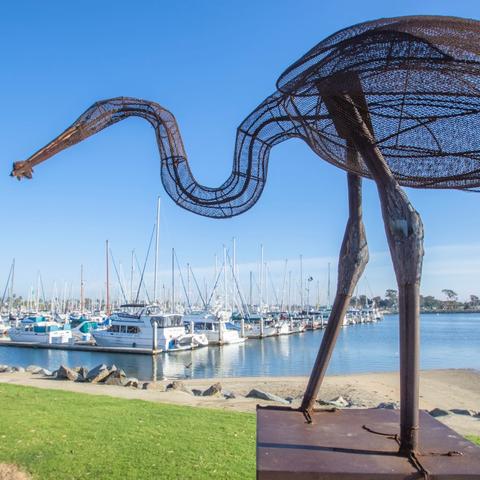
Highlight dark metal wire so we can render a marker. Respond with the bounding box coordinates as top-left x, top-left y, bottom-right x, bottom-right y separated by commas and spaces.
12, 15, 480, 217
